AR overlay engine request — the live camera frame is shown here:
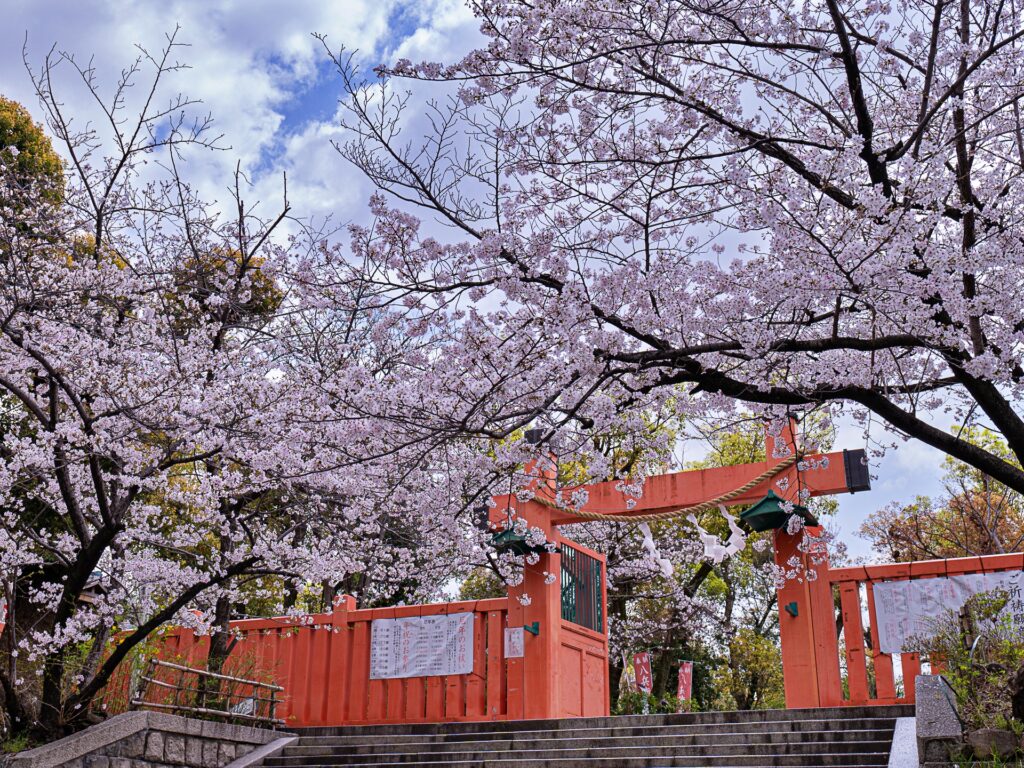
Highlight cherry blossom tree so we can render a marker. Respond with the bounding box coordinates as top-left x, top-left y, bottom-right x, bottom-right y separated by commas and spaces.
0, 34, 502, 738
329, 0, 1024, 497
